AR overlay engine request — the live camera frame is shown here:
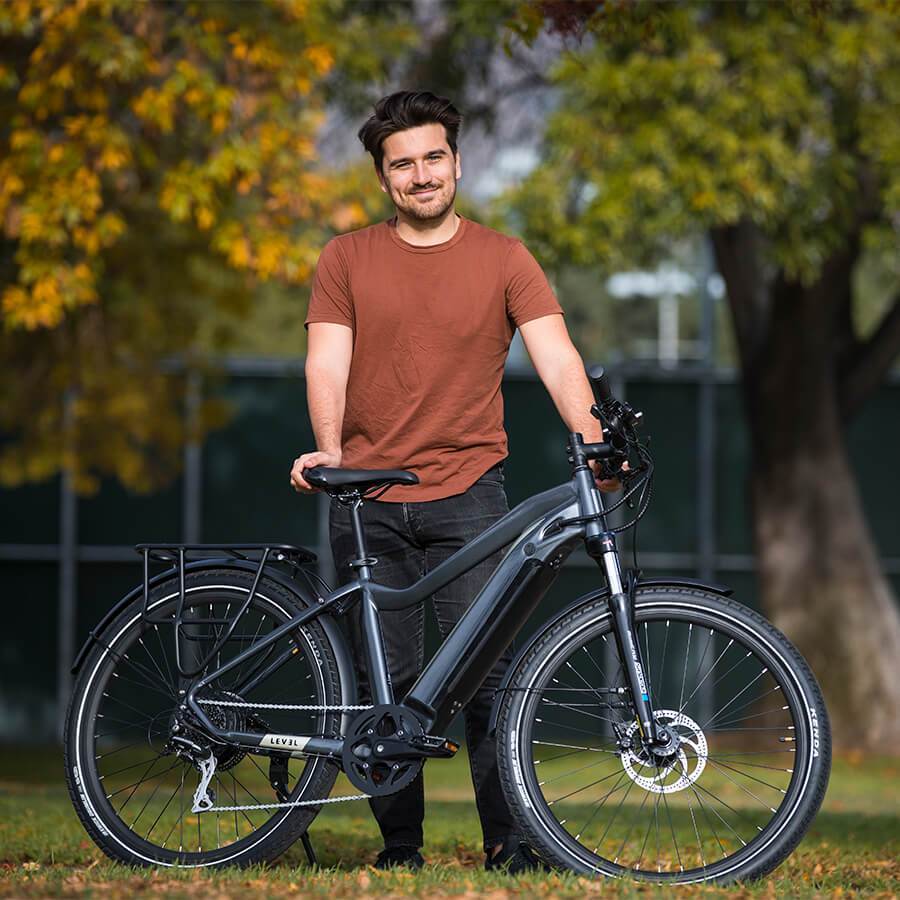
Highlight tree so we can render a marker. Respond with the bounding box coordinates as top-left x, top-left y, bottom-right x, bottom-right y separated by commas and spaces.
505, 0, 900, 749
0, 0, 408, 492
